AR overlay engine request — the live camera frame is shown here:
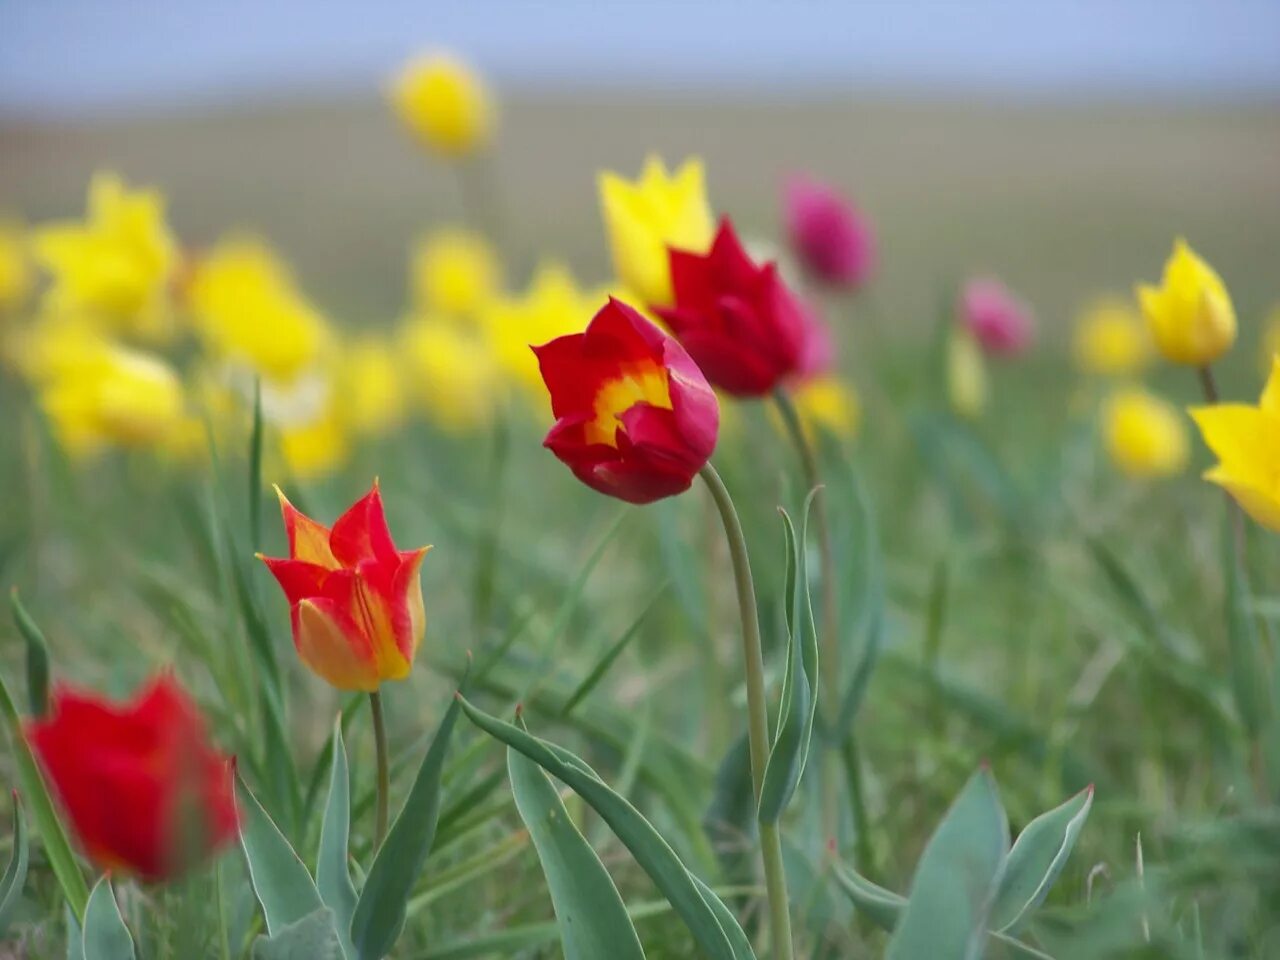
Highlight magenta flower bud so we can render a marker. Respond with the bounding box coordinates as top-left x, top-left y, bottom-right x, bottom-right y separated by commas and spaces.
783, 175, 876, 289
960, 277, 1034, 357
